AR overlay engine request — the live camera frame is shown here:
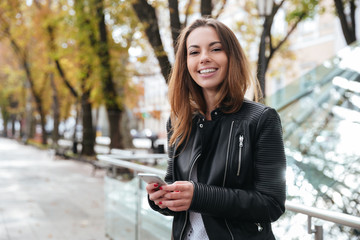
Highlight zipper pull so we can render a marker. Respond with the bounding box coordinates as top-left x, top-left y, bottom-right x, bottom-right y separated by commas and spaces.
255, 223, 263, 232
239, 135, 244, 148
237, 135, 244, 176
